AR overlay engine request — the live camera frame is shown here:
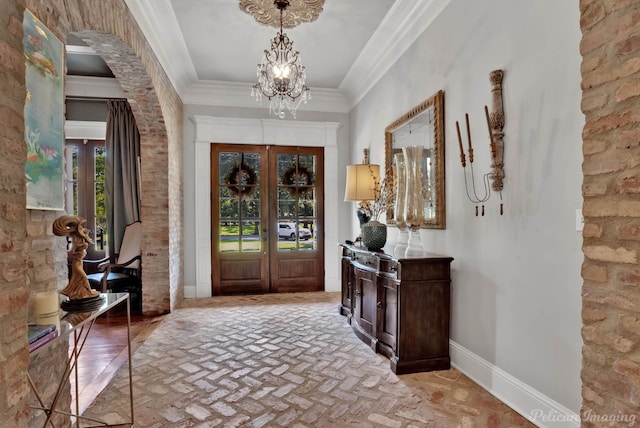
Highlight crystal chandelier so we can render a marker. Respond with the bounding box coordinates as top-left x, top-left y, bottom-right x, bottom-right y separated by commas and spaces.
251, 0, 310, 119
